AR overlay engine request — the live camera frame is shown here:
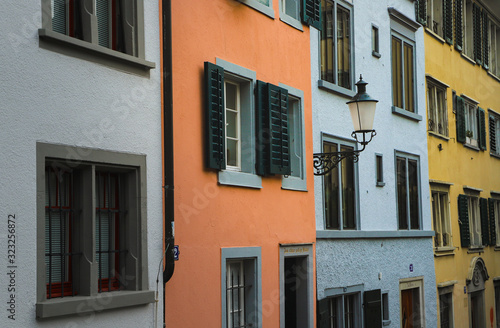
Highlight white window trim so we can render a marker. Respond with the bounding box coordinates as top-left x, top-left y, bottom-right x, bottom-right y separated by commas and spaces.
238, 0, 275, 18
224, 81, 242, 171
432, 189, 453, 249
279, 0, 303, 30
427, 0, 444, 38
426, 78, 449, 137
